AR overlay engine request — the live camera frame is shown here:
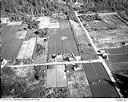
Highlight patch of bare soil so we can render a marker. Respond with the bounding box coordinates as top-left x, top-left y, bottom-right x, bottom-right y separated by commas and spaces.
89, 29, 128, 49
79, 13, 128, 49
25, 29, 37, 40
66, 64, 92, 98
79, 14, 102, 22
70, 20, 97, 60
33, 37, 48, 64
